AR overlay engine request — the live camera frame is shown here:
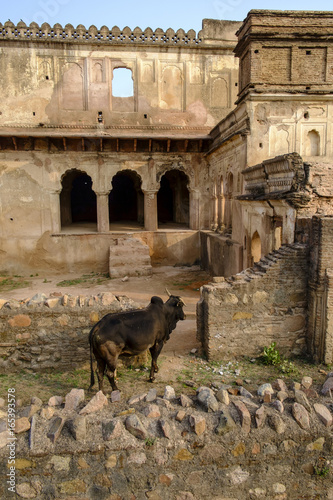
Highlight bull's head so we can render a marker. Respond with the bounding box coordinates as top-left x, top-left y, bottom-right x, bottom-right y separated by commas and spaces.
165, 287, 187, 307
